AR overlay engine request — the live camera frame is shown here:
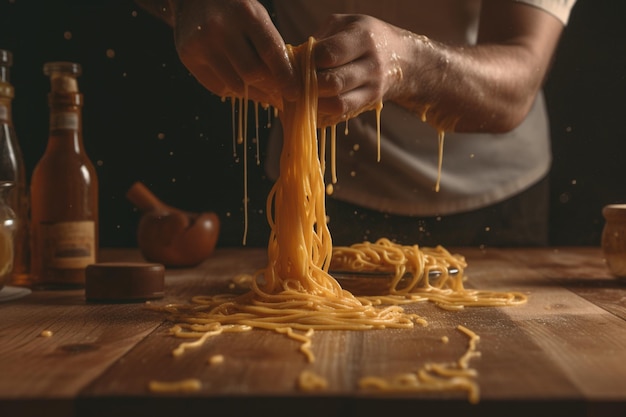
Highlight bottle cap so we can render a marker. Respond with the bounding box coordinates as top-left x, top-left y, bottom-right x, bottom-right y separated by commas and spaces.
85, 262, 165, 302
44, 61, 81, 93
0, 50, 11, 65
0, 50, 12, 83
